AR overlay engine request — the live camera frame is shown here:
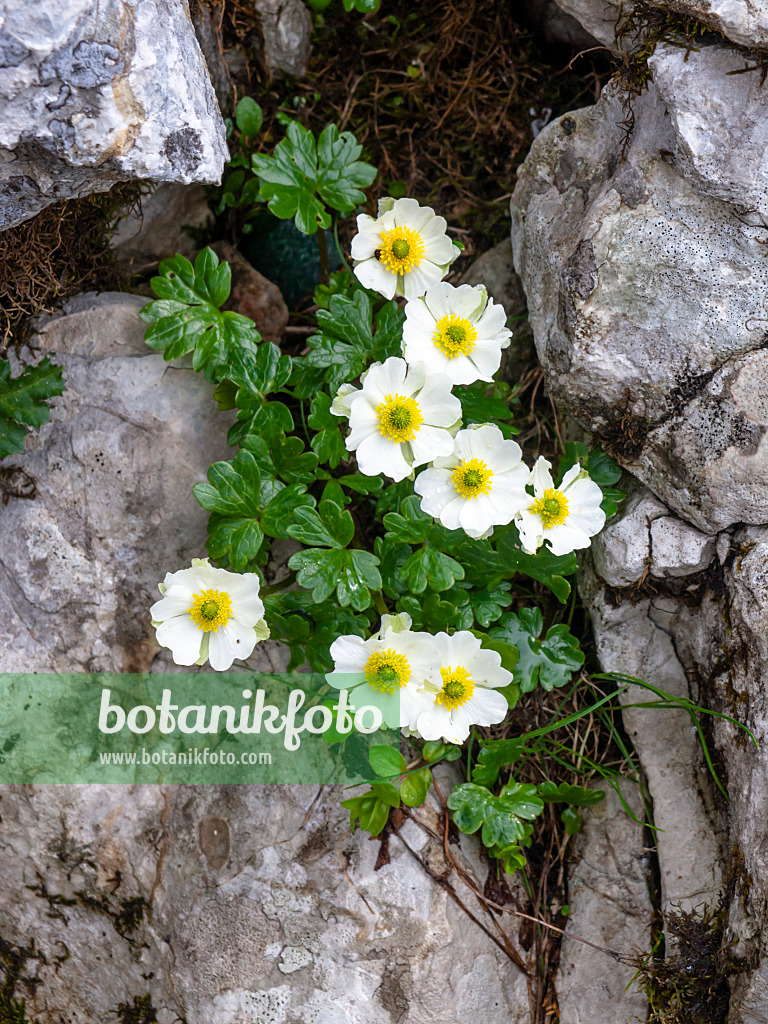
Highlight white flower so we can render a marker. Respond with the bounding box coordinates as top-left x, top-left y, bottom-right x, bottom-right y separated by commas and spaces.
415, 631, 511, 744
515, 457, 606, 556
414, 424, 529, 539
328, 621, 440, 731
338, 357, 461, 482
402, 282, 511, 385
150, 558, 269, 671
350, 197, 459, 300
